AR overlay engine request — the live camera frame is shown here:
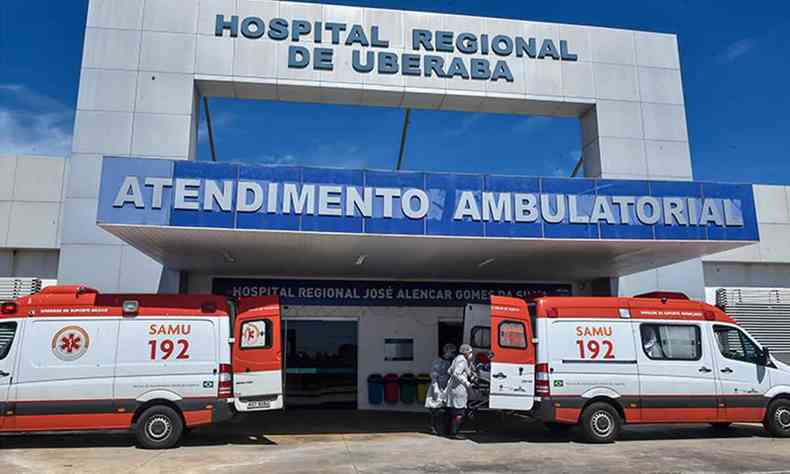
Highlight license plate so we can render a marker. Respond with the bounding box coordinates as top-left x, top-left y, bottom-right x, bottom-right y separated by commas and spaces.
247, 400, 271, 409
